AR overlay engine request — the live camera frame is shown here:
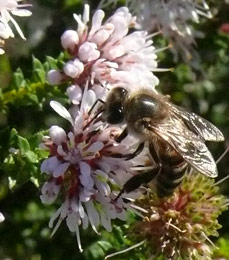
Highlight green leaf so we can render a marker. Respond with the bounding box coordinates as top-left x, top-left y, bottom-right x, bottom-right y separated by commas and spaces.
32, 56, 44, 70
85, 242, 106, 260
214, 237, 229, 258
13, 68, 25, 88
97, 241, 113, 251
18, 135, 30, 154
45, 56, 58, 70
24, 151, 38, 163
35, 70, 46, 84
27, 93, 39, 105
